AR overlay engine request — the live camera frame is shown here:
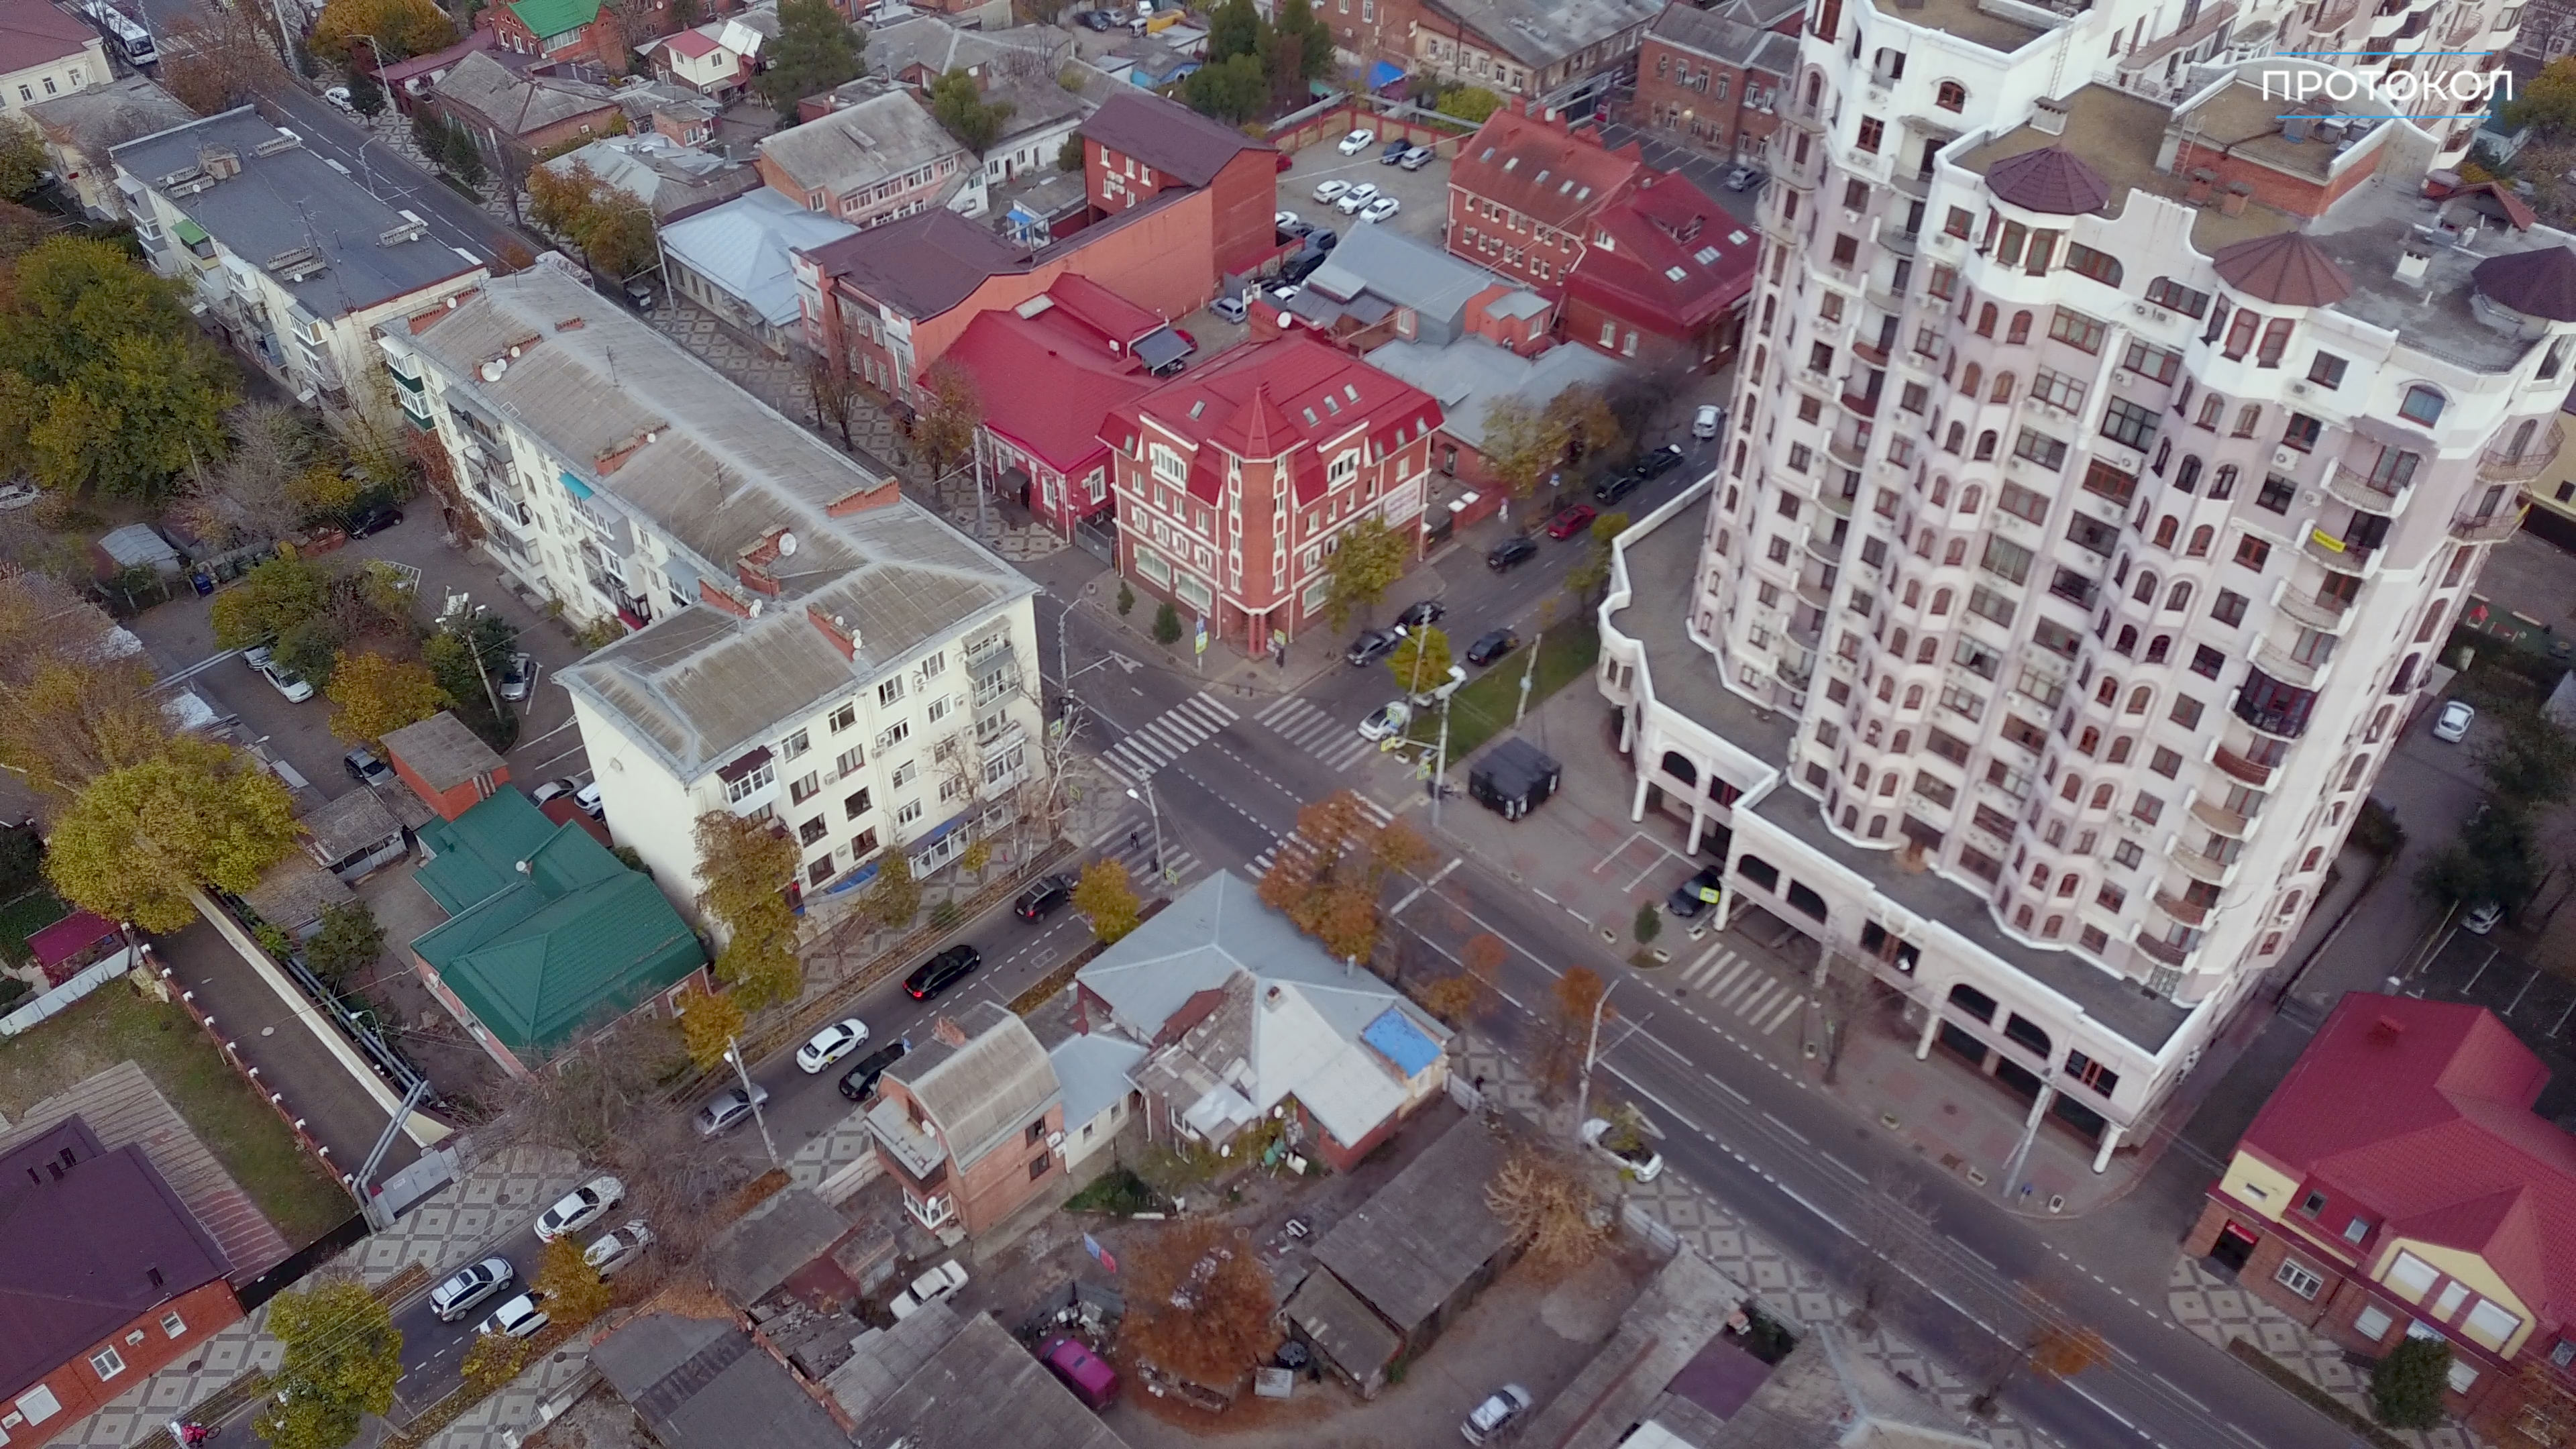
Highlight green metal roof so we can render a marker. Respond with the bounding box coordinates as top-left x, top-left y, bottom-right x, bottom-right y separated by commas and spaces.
409, 792, 706, 1059
508, 0, 602, 39
172, 218, 208, 246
